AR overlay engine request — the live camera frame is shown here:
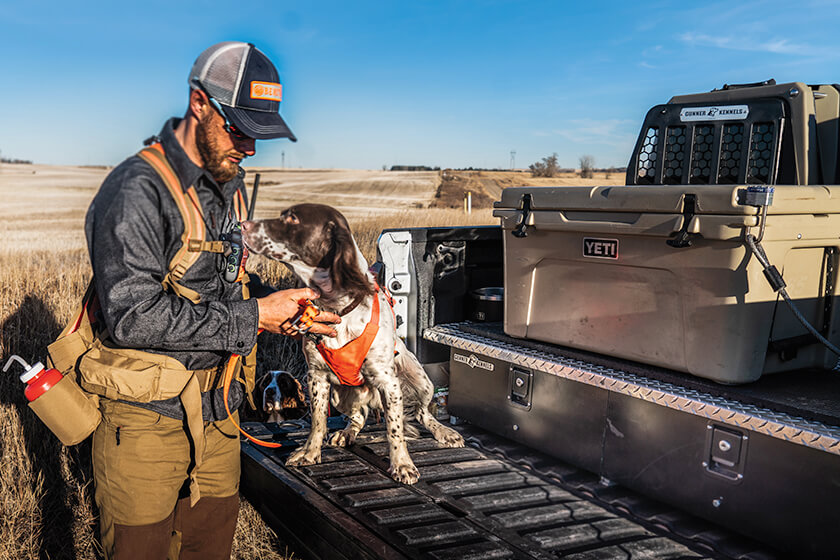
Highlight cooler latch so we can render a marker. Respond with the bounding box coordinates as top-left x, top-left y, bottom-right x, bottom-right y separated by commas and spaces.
512, 194, 533, 238
667, 193, 699, 248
